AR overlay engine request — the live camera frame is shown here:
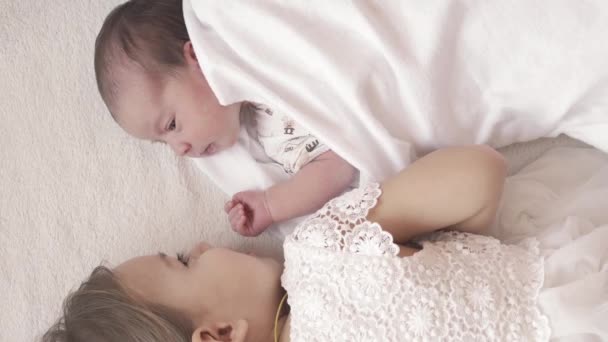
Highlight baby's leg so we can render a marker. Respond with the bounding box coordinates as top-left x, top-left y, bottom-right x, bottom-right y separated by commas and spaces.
366, 145, 506, 244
